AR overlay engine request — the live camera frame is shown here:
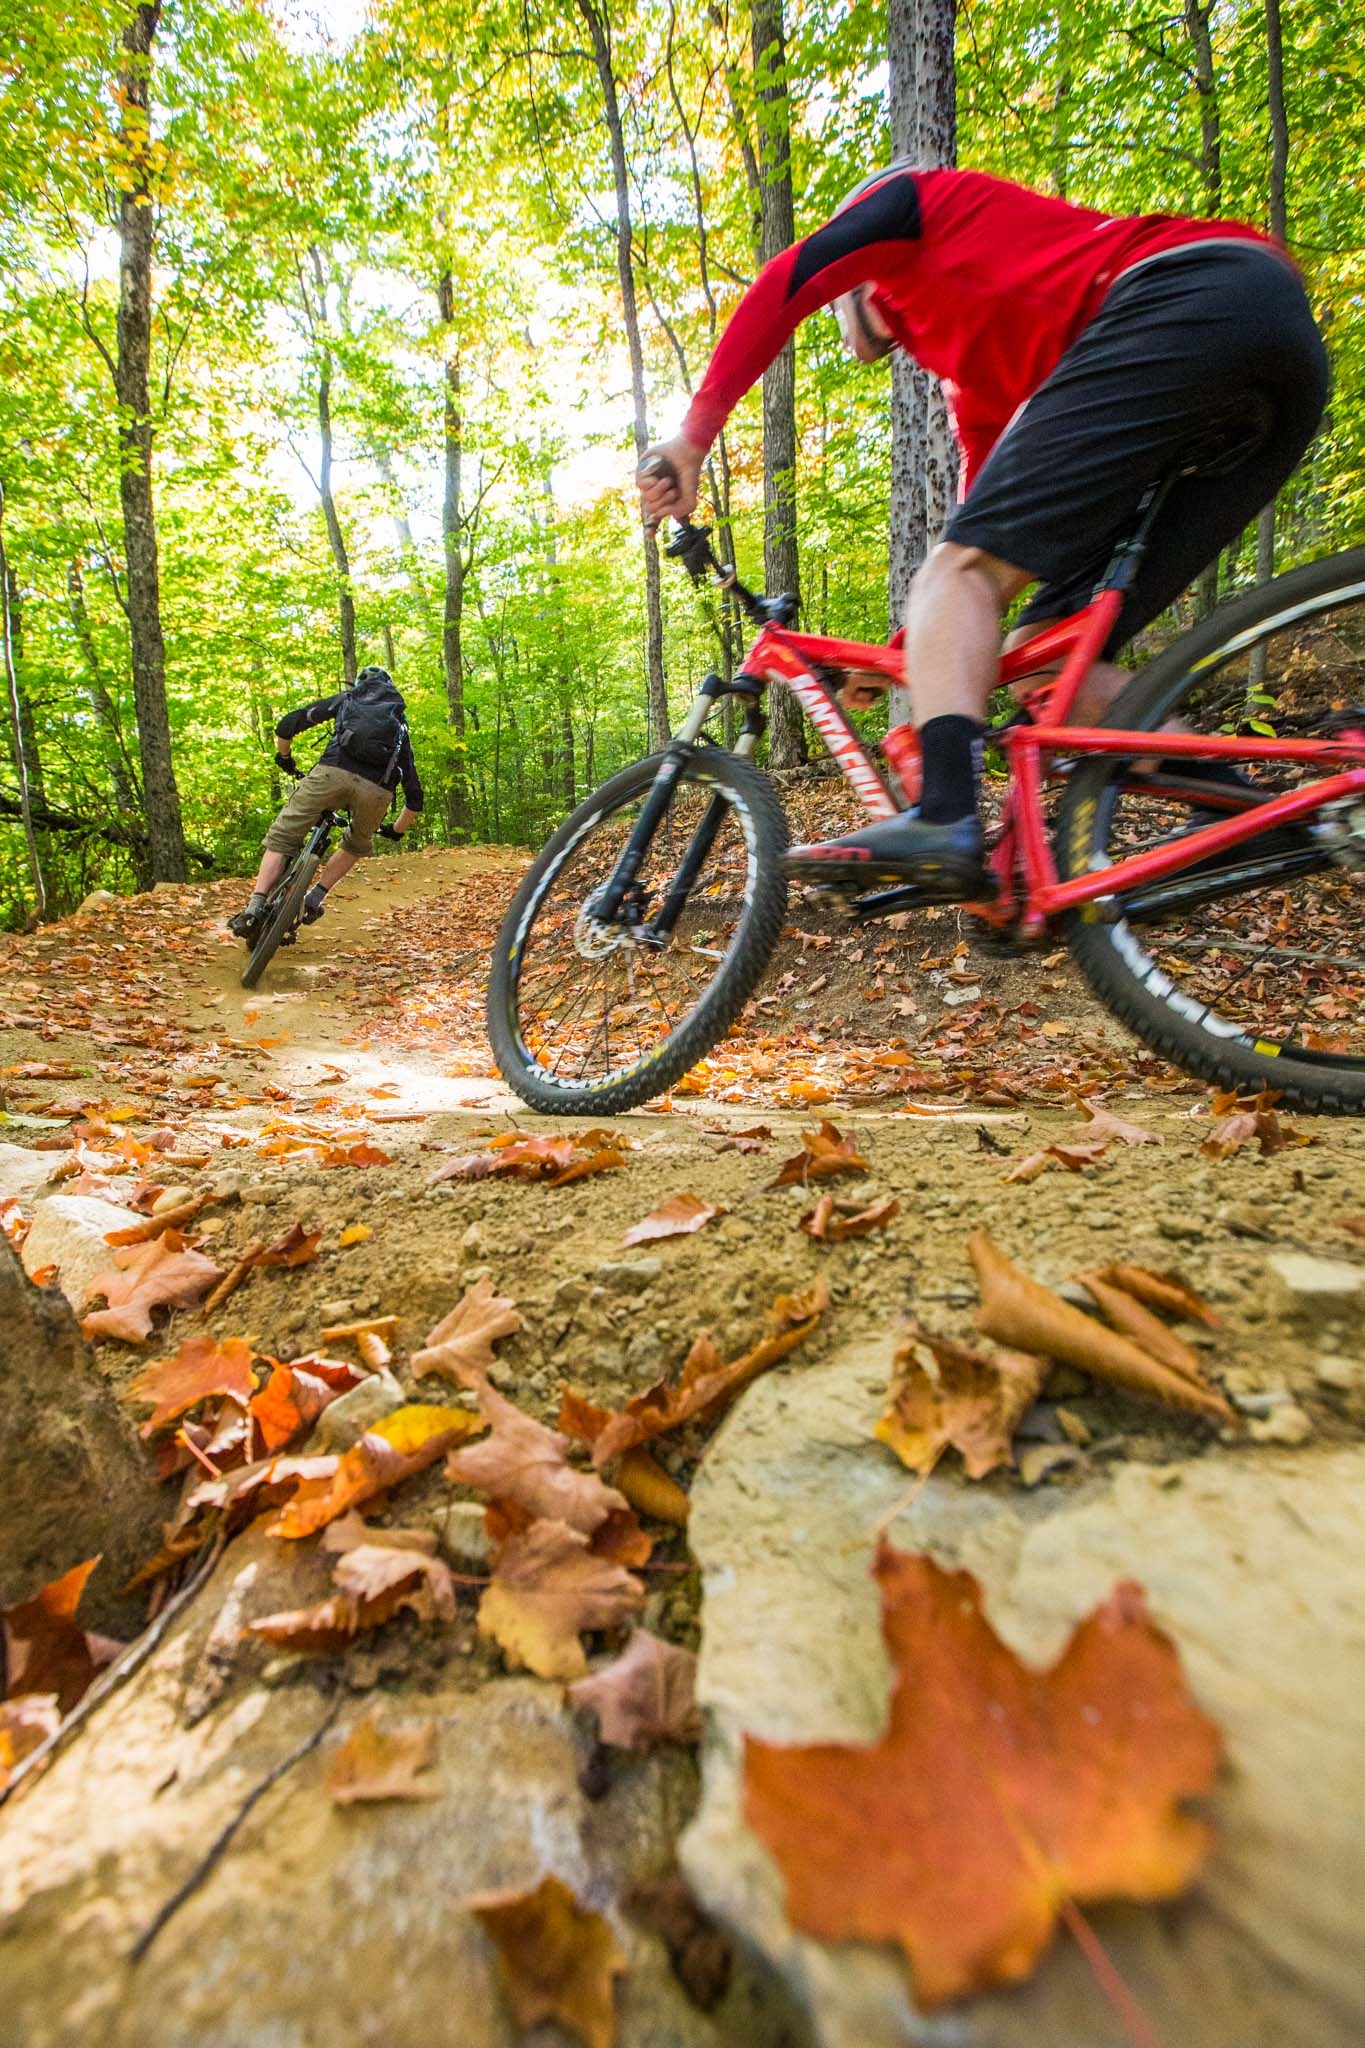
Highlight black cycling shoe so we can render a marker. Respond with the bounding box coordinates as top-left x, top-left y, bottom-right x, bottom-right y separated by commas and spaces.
784, 810, 987, 898
226, 906, 265, 941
